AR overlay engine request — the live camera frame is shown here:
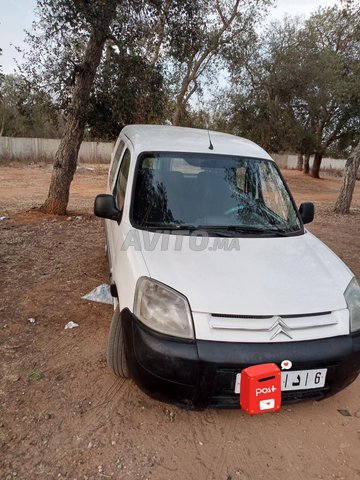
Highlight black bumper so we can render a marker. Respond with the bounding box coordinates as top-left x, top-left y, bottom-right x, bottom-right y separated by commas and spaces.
122, 309, 360, 409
